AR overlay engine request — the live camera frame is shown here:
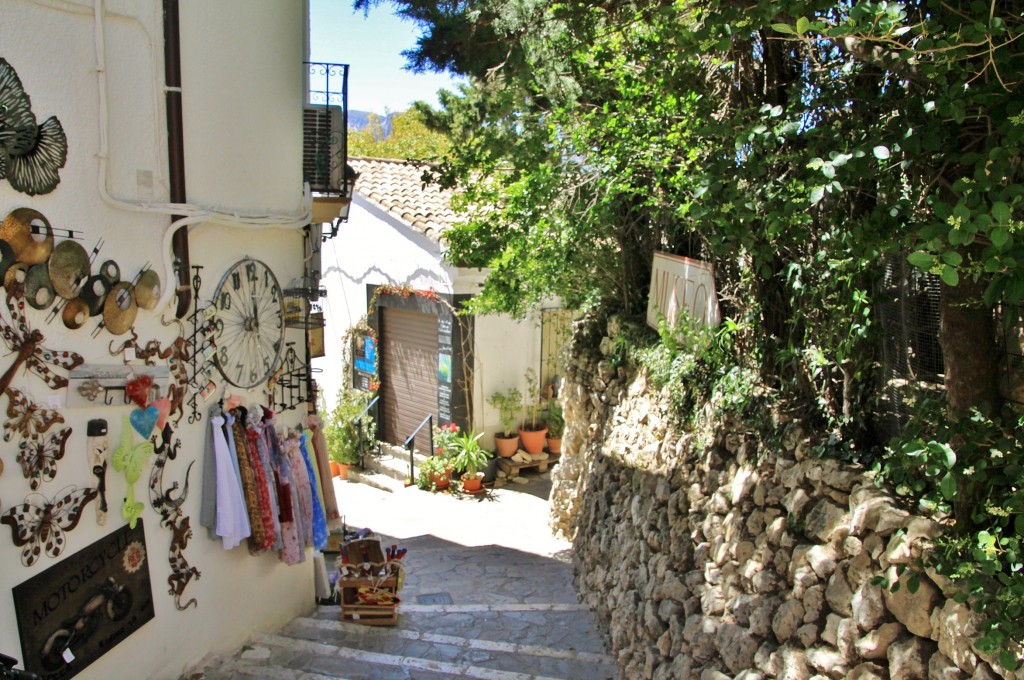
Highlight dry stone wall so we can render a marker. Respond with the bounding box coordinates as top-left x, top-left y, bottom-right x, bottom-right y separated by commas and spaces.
549, 316, 1018, 680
